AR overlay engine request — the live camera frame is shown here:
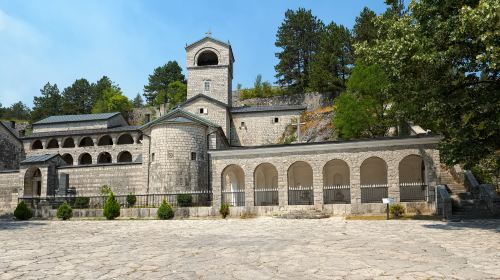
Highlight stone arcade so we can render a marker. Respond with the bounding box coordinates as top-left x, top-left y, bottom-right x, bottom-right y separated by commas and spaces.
0, 35, 442, 216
